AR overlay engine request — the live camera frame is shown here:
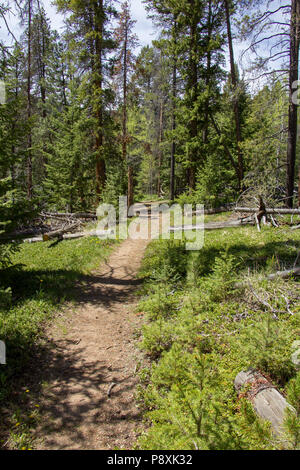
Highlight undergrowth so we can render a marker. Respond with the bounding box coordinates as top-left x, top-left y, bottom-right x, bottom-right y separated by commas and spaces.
136, 219, 300, 450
